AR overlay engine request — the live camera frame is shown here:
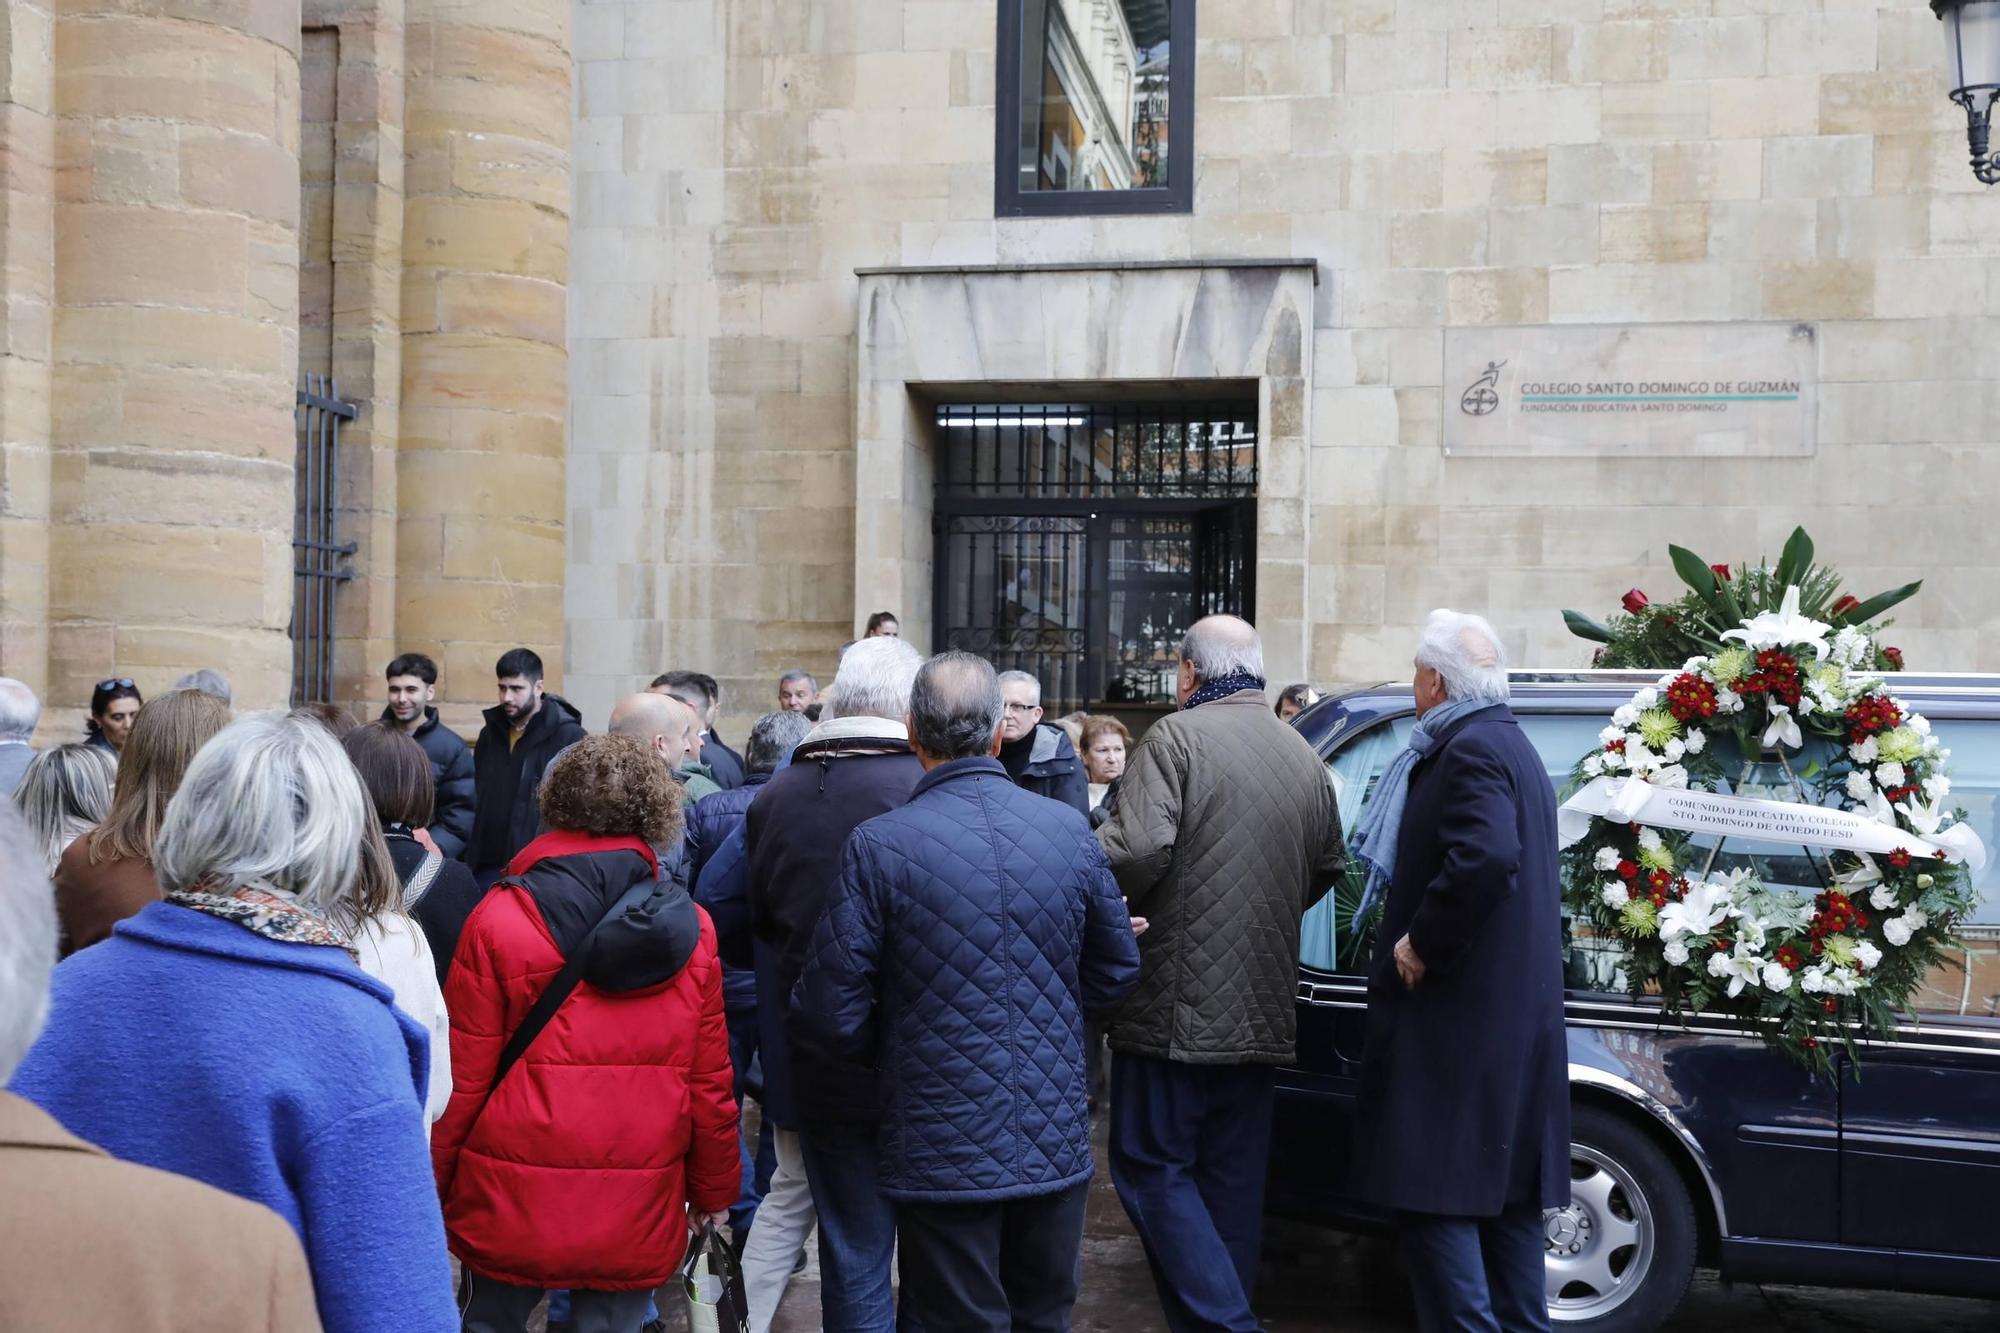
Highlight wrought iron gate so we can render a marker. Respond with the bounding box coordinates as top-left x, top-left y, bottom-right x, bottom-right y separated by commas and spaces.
933, 402, 1257, 714
291, 375, 358, 705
